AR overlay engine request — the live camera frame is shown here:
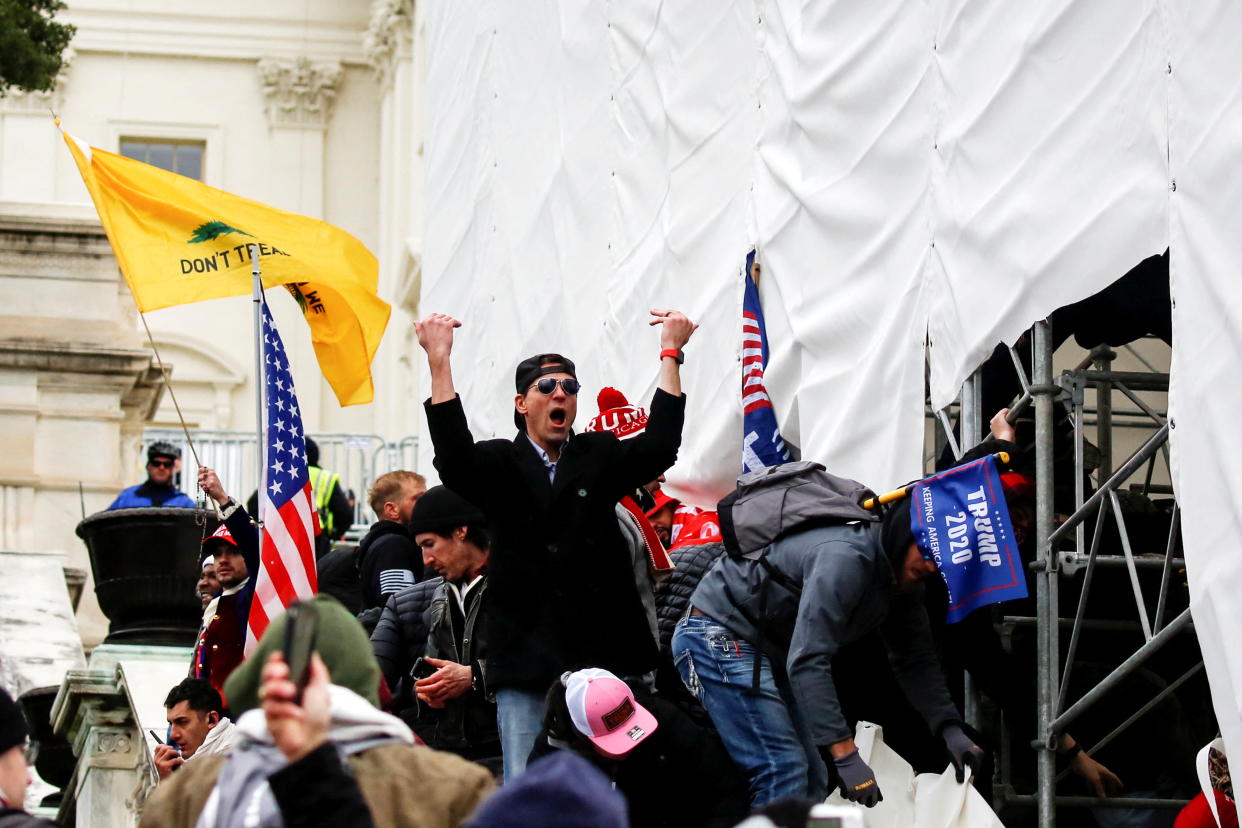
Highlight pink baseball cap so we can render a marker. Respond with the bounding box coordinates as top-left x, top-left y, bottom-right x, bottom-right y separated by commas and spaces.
562, 668, 658, 758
